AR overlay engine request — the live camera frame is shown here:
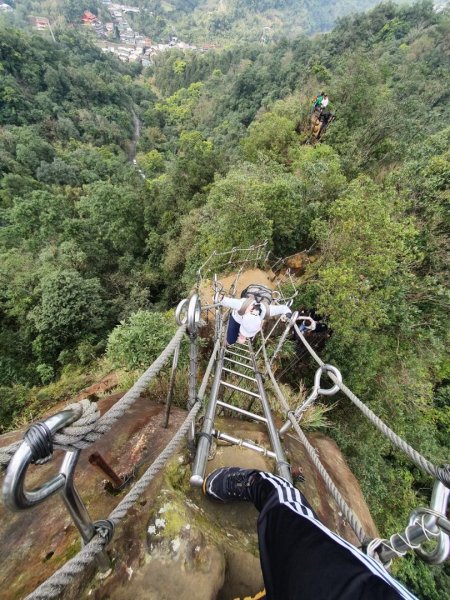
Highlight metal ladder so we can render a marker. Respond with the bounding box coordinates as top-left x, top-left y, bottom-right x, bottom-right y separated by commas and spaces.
190, 340, 292, 486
